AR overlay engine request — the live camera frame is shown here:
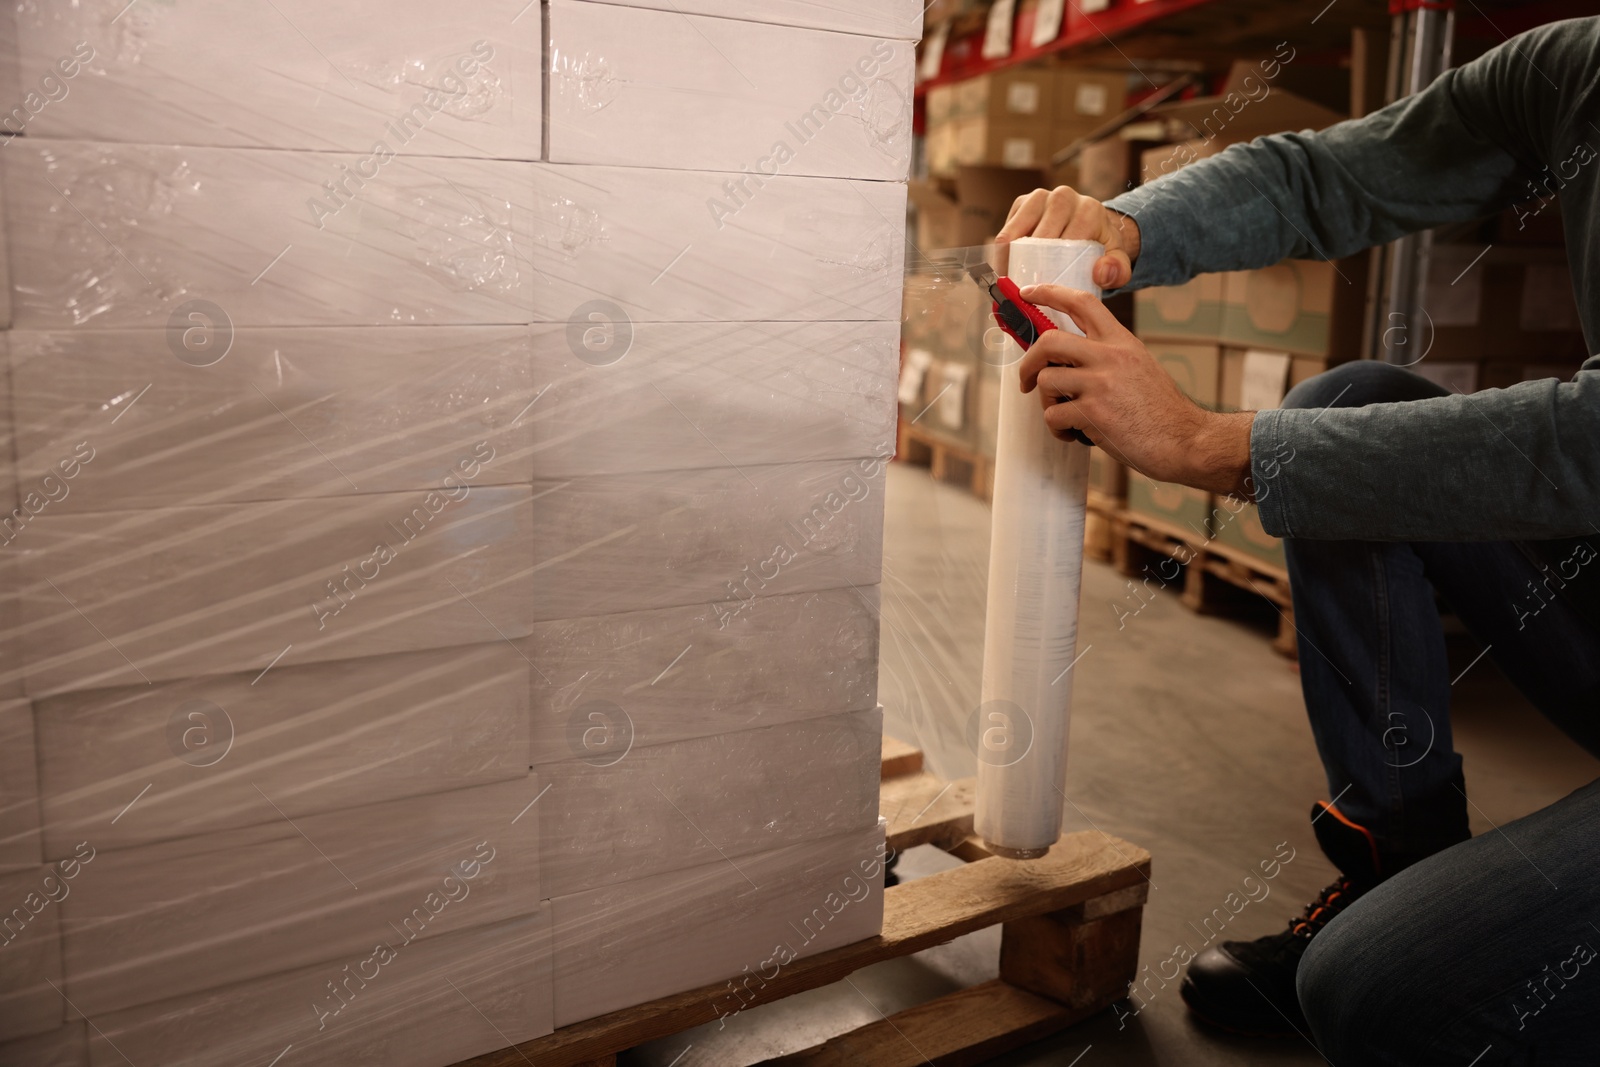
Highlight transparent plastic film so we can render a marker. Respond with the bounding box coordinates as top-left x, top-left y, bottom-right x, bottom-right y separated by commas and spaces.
973, 238, 1099, 859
